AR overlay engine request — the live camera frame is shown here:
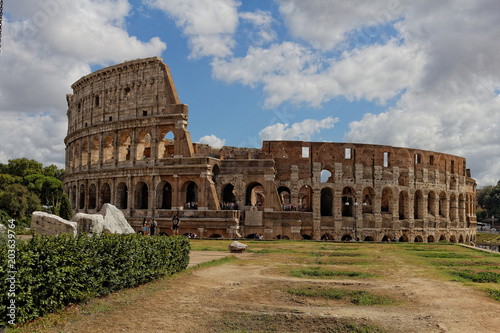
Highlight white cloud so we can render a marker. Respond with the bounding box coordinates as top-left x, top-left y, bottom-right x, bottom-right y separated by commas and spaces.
343, 0, 500, 186
278, 0, 403, 51
213, 40, 422, 108
0, 0, 167, 166
0, 112, 67, 167
239, 10, 277, 45
198, 135, 226, 149
145, 0, 239, 58
259, 117, 338, 141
